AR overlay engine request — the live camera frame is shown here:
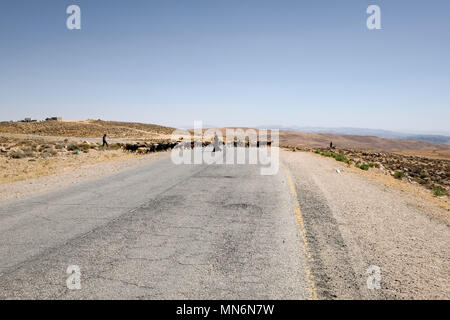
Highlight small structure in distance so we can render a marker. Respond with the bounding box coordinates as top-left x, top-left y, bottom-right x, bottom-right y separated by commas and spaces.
45, 117, 62, 121
20, 118, 37, 122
